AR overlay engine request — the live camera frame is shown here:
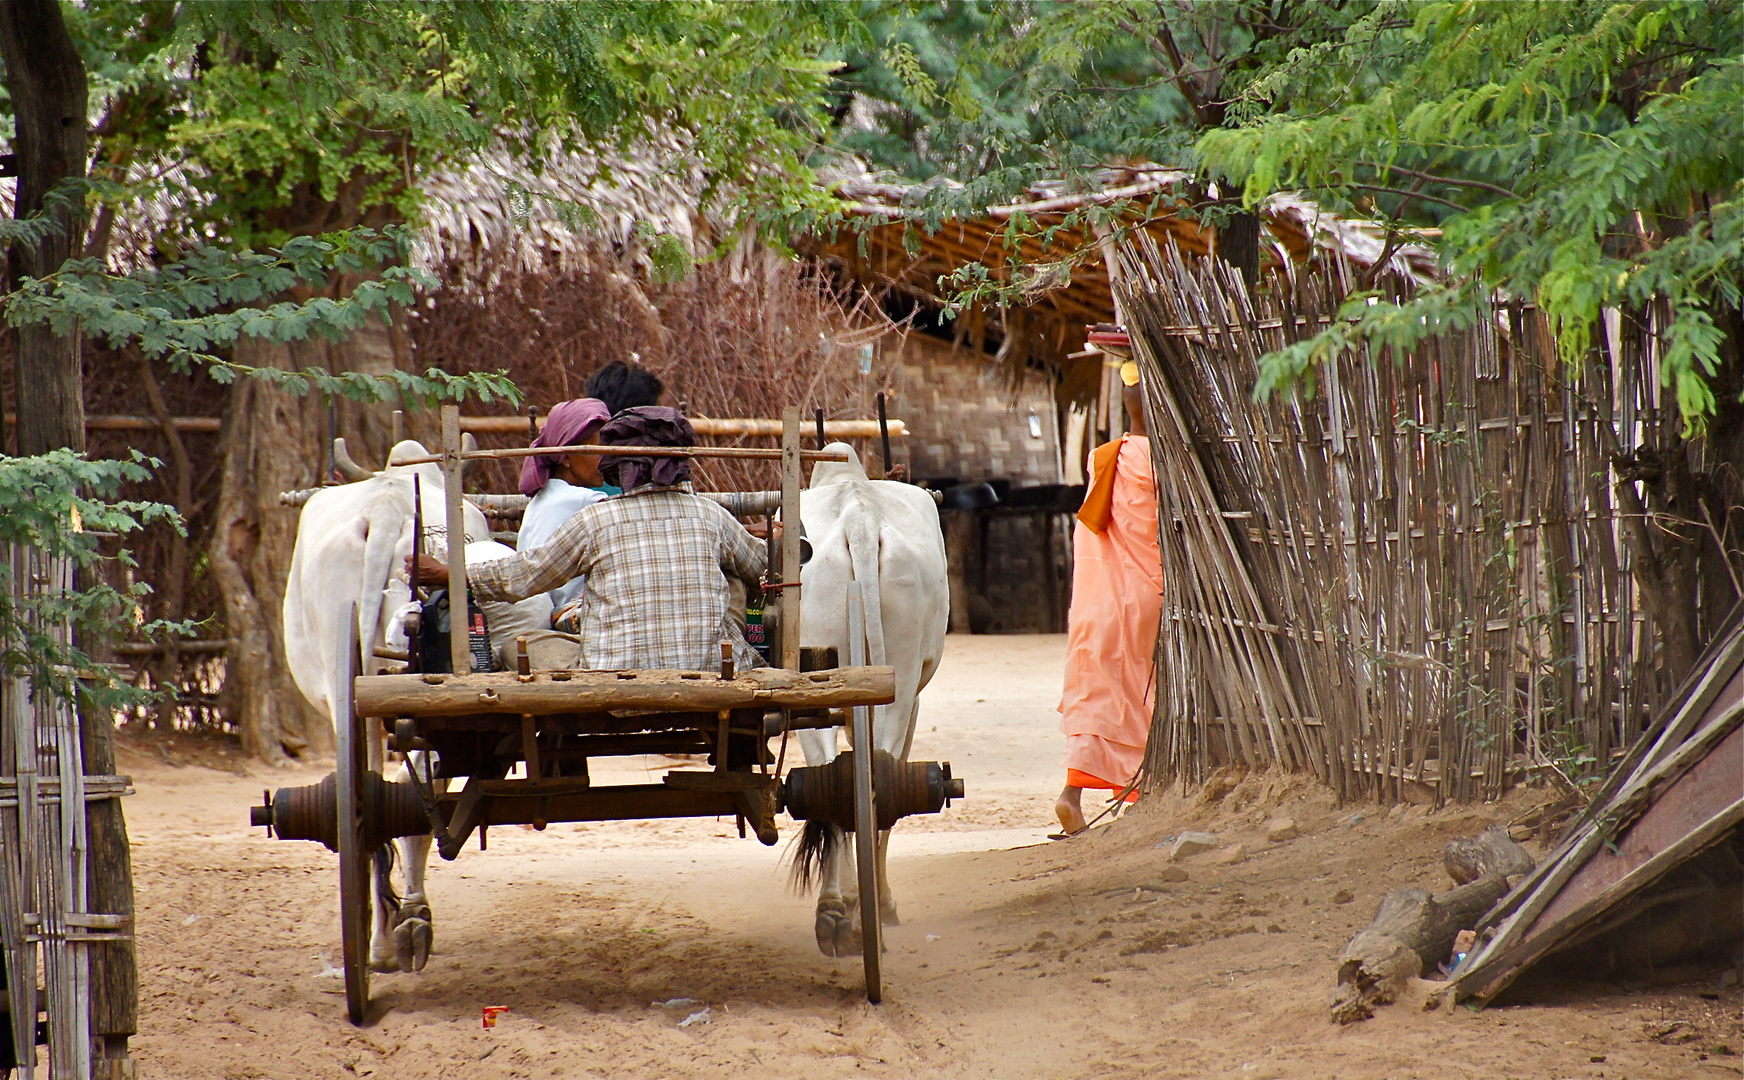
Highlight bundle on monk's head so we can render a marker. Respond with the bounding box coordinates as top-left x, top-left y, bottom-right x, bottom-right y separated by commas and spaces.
518, 398, 612, 496
598, 406, 695, 491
